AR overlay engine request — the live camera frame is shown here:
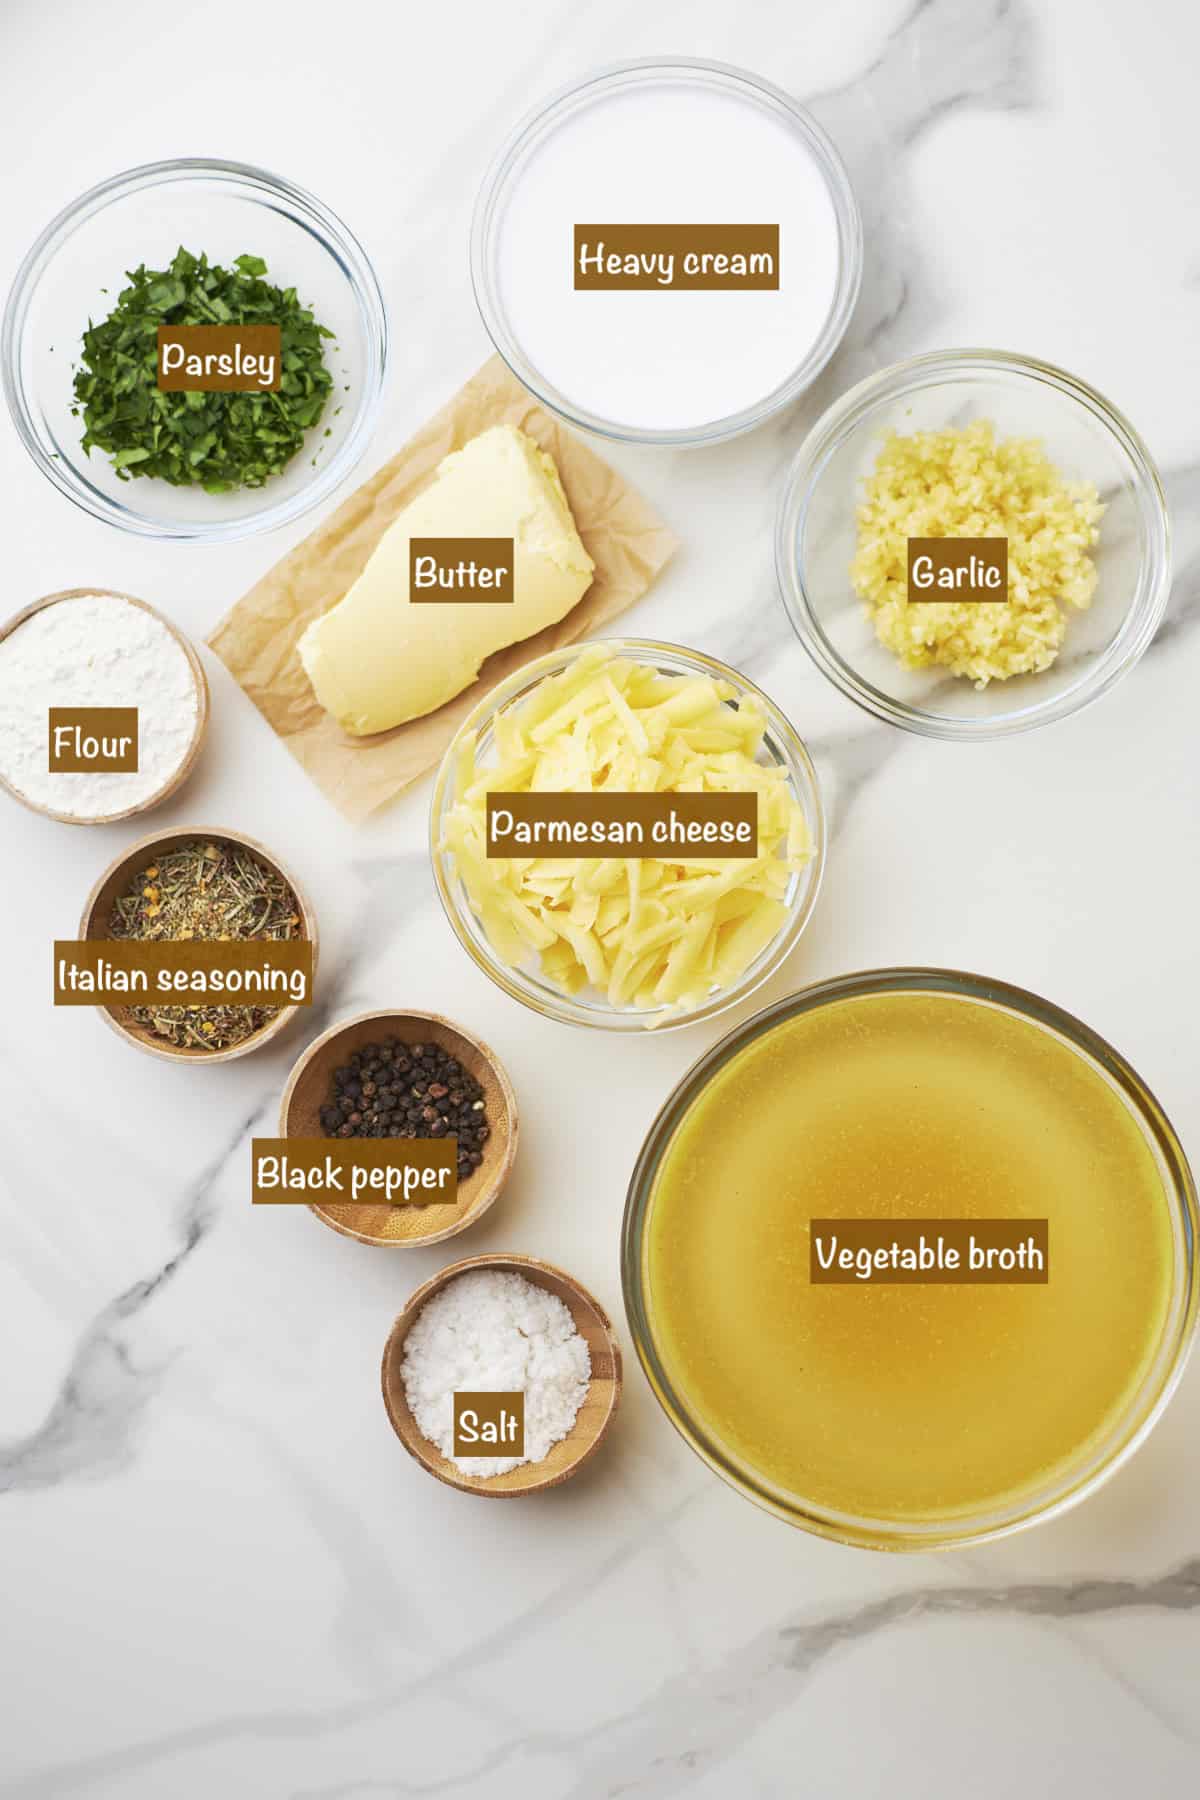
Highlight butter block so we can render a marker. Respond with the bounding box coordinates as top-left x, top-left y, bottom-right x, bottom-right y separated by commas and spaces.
299, 426, 595, 734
